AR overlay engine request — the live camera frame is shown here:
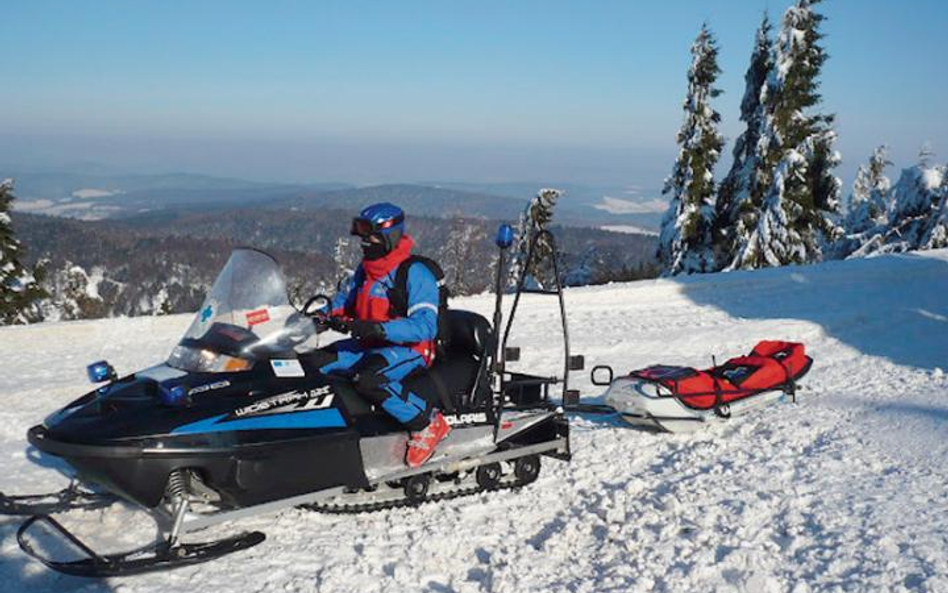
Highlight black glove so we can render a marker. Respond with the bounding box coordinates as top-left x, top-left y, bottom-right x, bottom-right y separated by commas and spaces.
311, 312, 348, 333
350, 320, 386, 341
325, 316, 351, 334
